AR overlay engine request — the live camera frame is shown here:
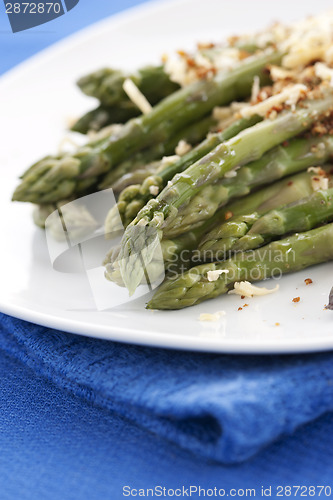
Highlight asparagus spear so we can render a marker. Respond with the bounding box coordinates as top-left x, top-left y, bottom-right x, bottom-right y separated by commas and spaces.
77, 66, 179, 107
105, 137, 333, 286
12, 49, 280, 204
100, 114, 217, 191
233, 187, 333, 253
33, 114, 216, 231
198, 168, 333, 258
147, 223, 333, 310
106, 167, 333, 285
105, 115, 262, 230
117, 90, 333, 294
71, 104, 140, 134
163, 135, 333, 238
